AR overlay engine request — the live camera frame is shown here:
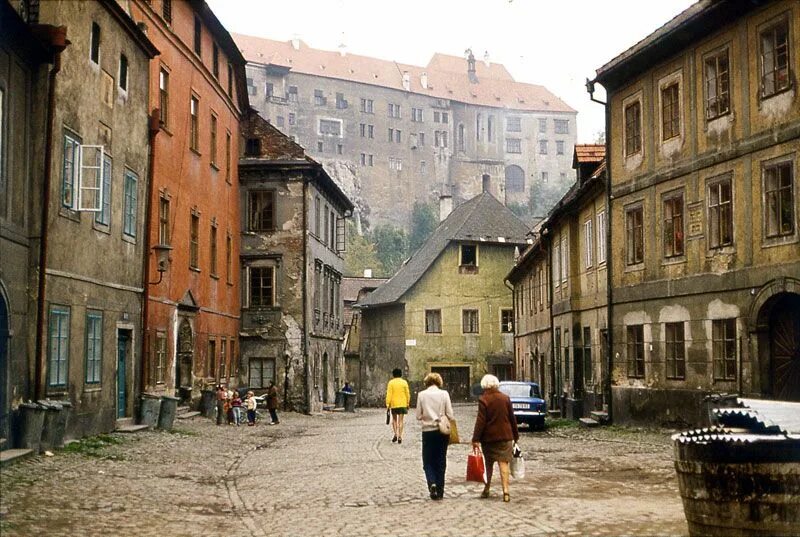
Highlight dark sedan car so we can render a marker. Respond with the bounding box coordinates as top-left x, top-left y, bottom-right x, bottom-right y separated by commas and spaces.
499, 381, 547, 429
